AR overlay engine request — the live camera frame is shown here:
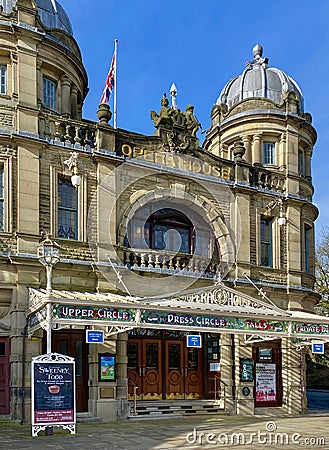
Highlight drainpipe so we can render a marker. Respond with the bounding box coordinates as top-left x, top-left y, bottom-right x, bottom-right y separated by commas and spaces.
20, 324, 27, 425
